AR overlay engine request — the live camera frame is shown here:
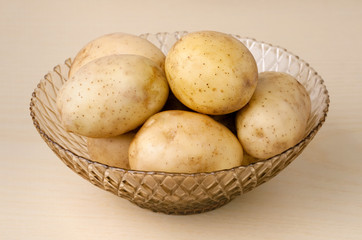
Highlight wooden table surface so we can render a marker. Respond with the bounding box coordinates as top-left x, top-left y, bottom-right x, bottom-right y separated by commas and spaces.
1, 0, 361, 239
